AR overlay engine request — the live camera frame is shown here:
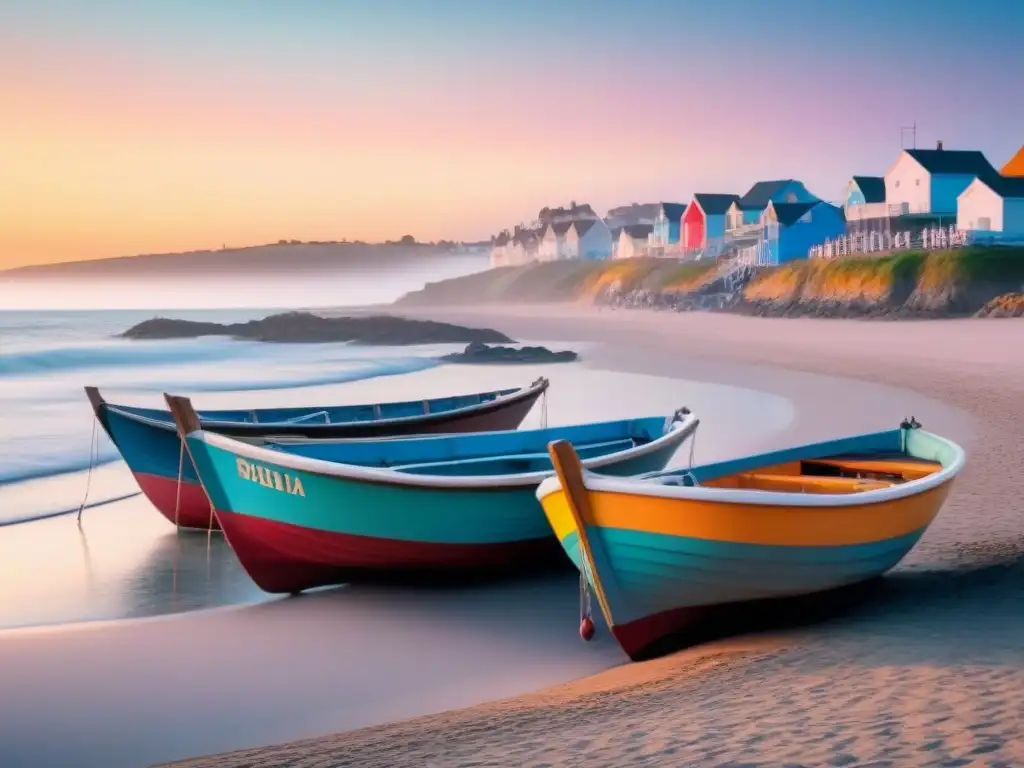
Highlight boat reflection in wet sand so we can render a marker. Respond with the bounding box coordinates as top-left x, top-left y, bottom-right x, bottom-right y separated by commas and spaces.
539, 418, 965, 661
